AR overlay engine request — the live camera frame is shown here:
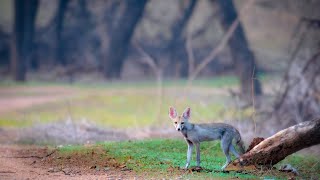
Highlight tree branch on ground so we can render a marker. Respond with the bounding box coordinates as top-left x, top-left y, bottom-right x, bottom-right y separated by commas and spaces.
226, 117, 320, 171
